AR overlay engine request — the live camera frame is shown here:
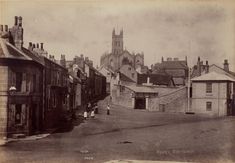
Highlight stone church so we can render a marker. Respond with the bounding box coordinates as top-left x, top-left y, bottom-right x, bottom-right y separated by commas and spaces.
100, 29, 144, 72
